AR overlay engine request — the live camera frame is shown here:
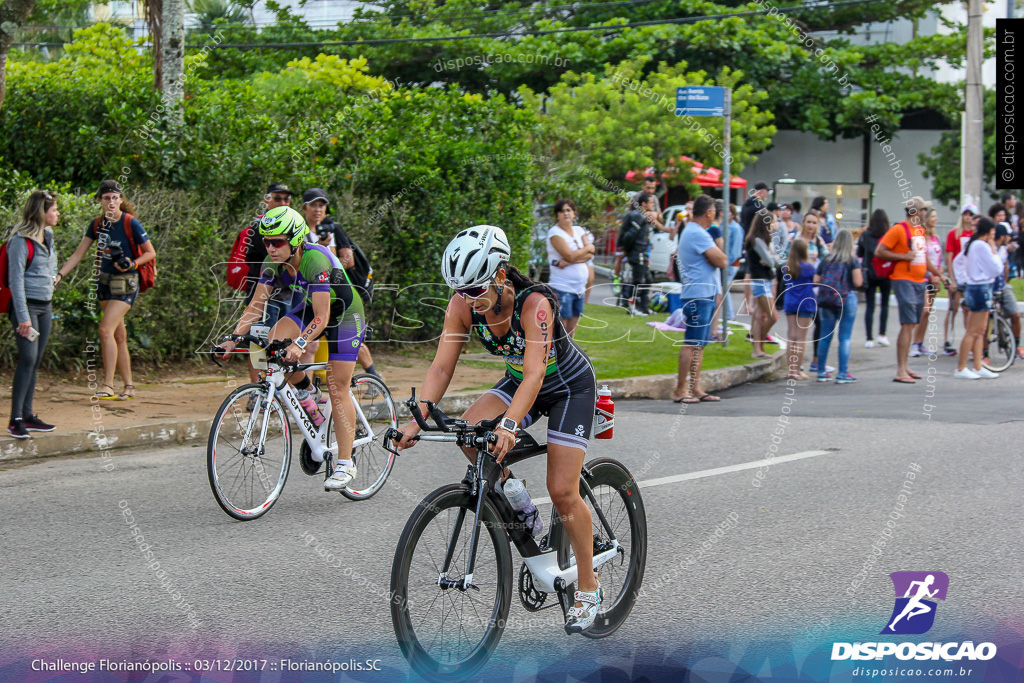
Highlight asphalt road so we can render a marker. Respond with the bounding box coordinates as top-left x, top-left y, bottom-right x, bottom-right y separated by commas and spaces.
2, 349, 1023, 682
